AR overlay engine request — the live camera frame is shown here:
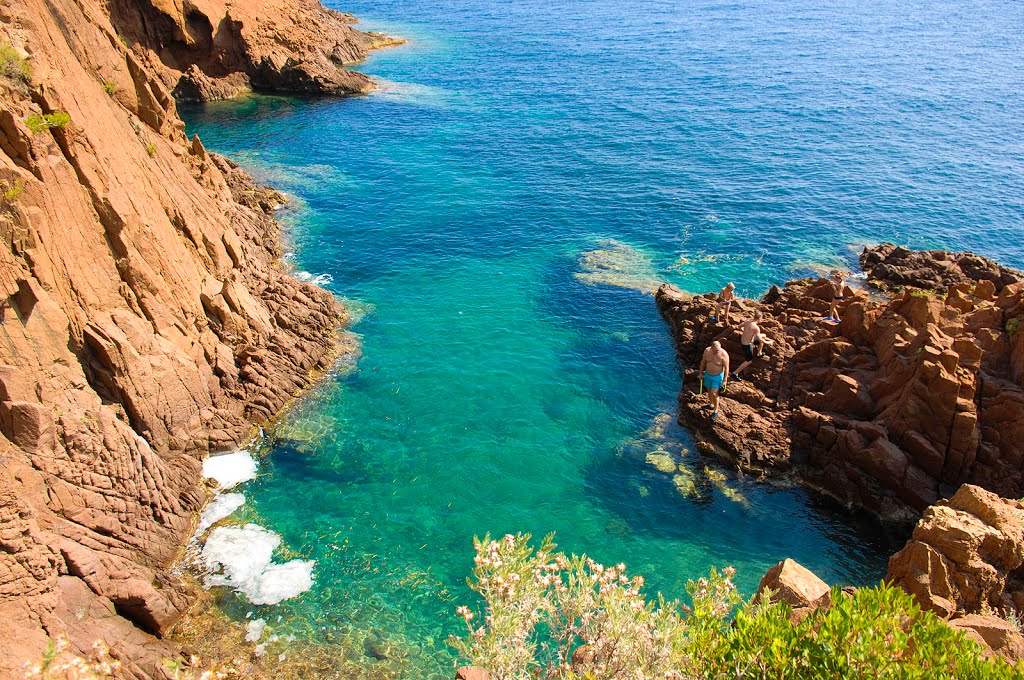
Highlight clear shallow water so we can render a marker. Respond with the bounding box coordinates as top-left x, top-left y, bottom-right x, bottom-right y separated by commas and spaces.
182, 0, 1022, 675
